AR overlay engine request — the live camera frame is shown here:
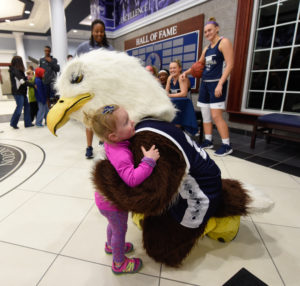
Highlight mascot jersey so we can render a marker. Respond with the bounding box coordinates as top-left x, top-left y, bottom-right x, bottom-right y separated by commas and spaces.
135, 119, 222, 229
